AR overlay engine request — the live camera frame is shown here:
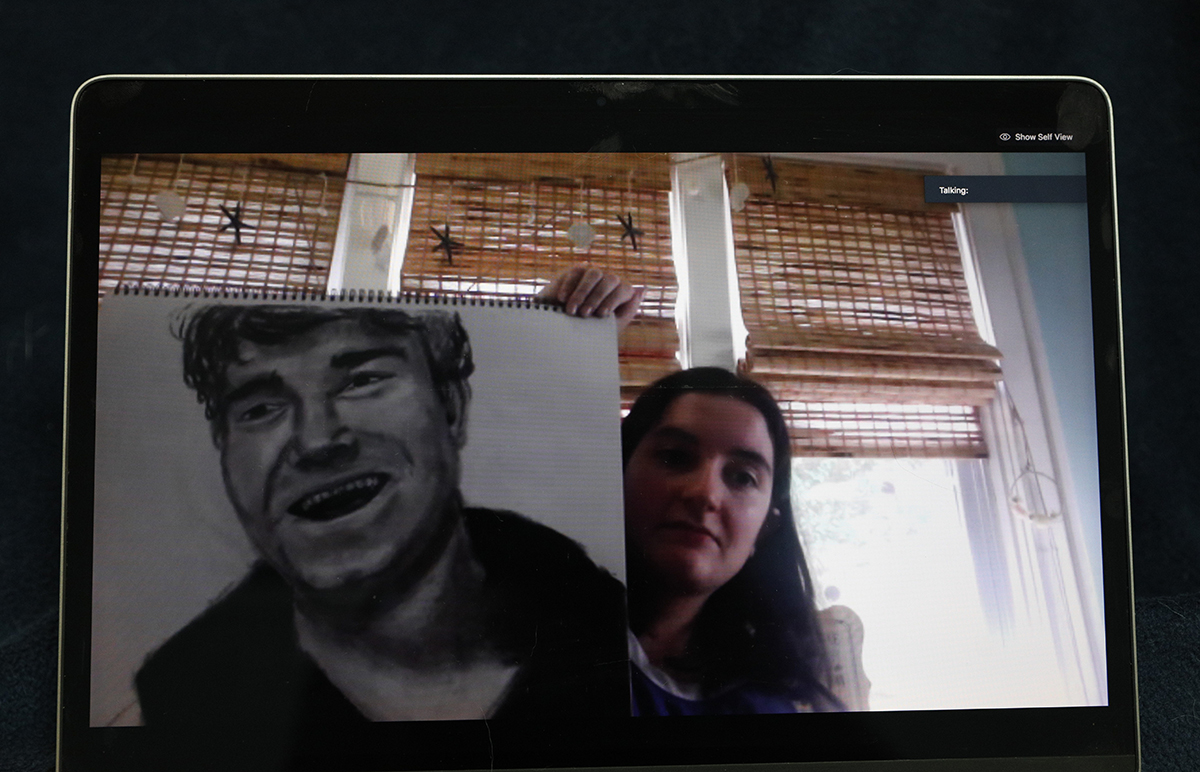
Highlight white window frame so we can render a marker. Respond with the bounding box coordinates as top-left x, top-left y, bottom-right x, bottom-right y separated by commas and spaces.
327, 153, 416, 294
945, 154, 1106, 704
